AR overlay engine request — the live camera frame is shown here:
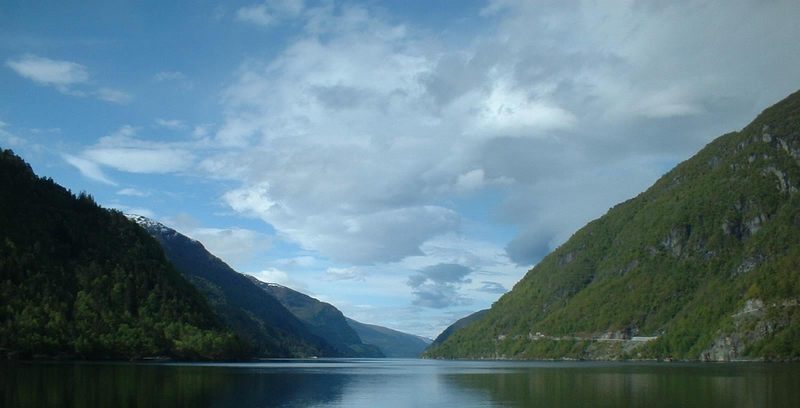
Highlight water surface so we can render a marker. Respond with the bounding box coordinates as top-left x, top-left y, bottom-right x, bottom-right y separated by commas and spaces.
2, 359, 799, 407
